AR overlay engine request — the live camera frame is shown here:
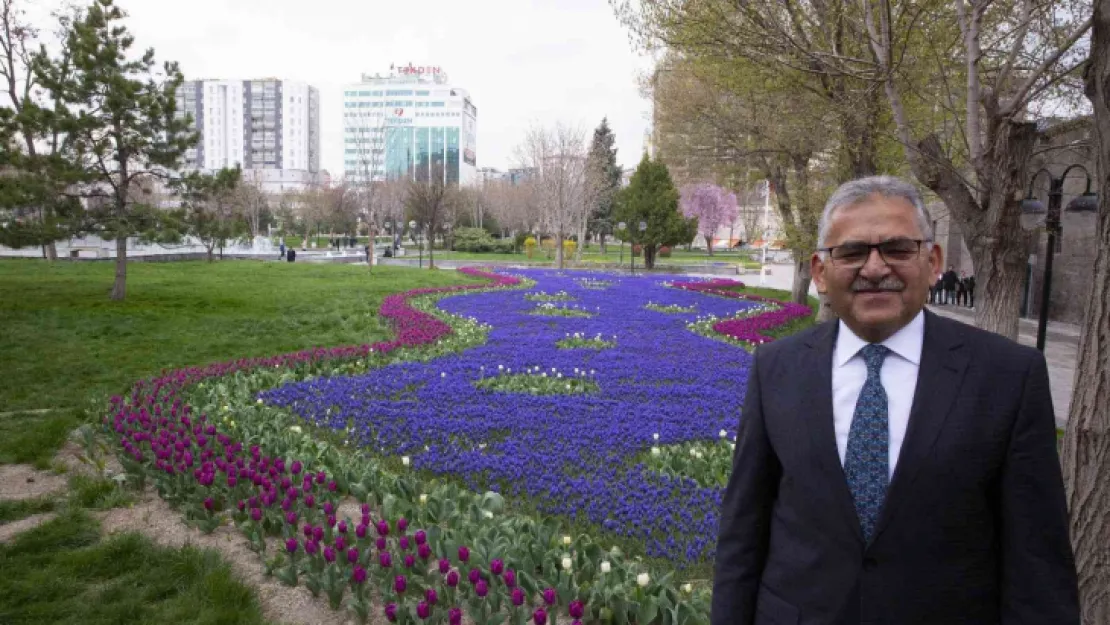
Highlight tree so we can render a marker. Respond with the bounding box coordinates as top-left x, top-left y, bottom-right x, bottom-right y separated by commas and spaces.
514, 123, 596, 269
586, 117, 622, 255
614, 153, 695, 269
234, 177, 270, 240
0, 0, 86, 260
679, 182, 739, 255
179, 166, 243, 261
860, 0, 1093, 339
404, 165, 458, 269
1062, 2, 1110, 621
736, 183, 766, 247
38, 0, 194, 300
